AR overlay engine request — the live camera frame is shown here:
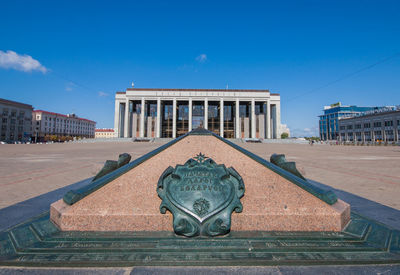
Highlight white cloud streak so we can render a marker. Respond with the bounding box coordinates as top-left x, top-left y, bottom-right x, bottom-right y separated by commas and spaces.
195, 54, 207, 63
98, 91, 109, 97
0, 50, 47, 73
291, 126, 319, 137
